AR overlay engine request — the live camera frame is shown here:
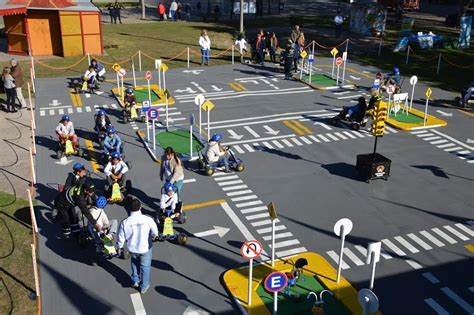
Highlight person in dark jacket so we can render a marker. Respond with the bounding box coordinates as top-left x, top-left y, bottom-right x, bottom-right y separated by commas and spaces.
64, 163, 88, 191
113, 1, 124, 23
106, 2, 116, 23
54, 183, 98, 239
94, 109, 111, 136
255, 32, 266, 65
283, 43, 294, 79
